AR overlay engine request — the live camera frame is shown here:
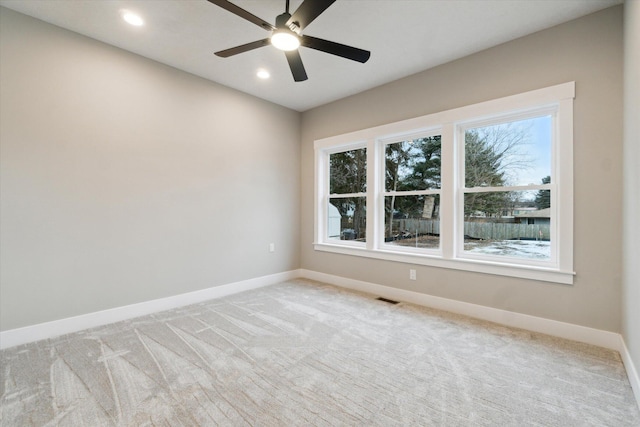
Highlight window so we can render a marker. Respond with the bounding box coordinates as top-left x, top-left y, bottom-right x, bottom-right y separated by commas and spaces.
382, 135, 442, 253
459, 113, 555, 265
314, 83, 575, 284
328, 147, 367, 243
